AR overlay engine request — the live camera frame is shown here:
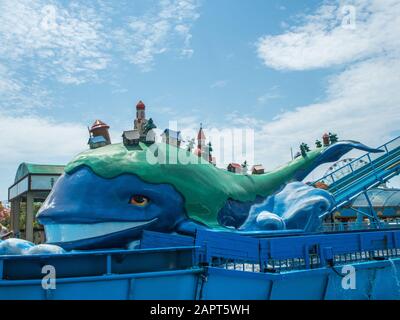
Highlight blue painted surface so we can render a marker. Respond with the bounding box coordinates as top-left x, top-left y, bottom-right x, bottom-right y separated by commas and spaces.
3, 260, 400, 300
36, 167, 334, 250
37, 167, 188, 250
3, 138, 399, 299
2, 229, 400, 300
33, 140, 390, 251
240, 182, 335, 232
88, 136, 107, 144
